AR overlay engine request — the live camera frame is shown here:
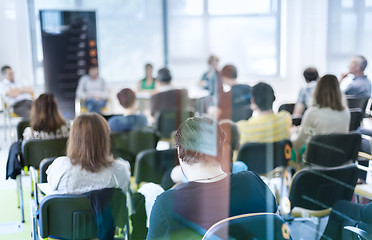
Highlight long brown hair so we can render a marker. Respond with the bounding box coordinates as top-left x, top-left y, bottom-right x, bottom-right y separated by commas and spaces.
30, 93, 65, 132
313, 74, 346, 111
67, 113, 113, 172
